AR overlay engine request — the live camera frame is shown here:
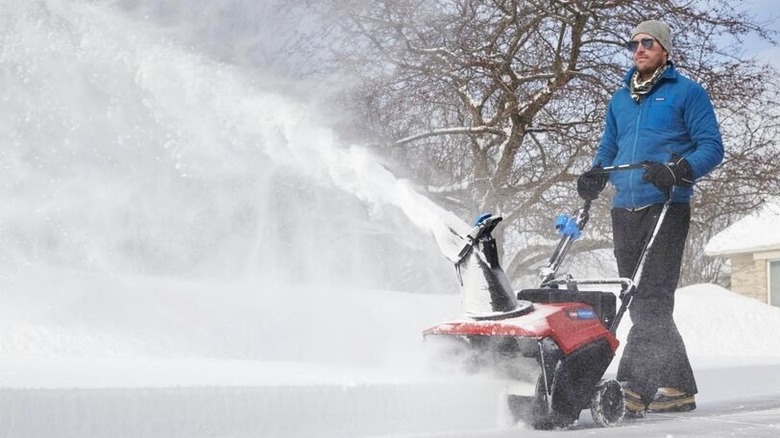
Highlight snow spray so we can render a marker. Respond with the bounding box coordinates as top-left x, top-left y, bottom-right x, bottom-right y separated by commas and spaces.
0, 0, 463, 292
